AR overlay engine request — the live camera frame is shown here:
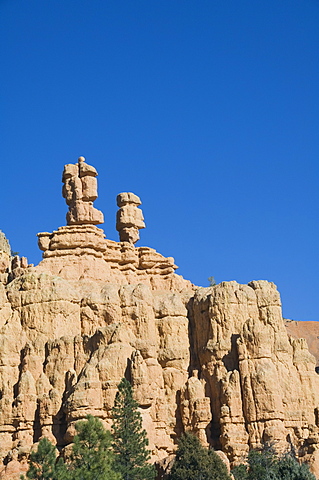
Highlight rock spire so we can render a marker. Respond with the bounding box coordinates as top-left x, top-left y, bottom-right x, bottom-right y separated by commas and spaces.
116, 192, 145, 244
62, 156, 104, 225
